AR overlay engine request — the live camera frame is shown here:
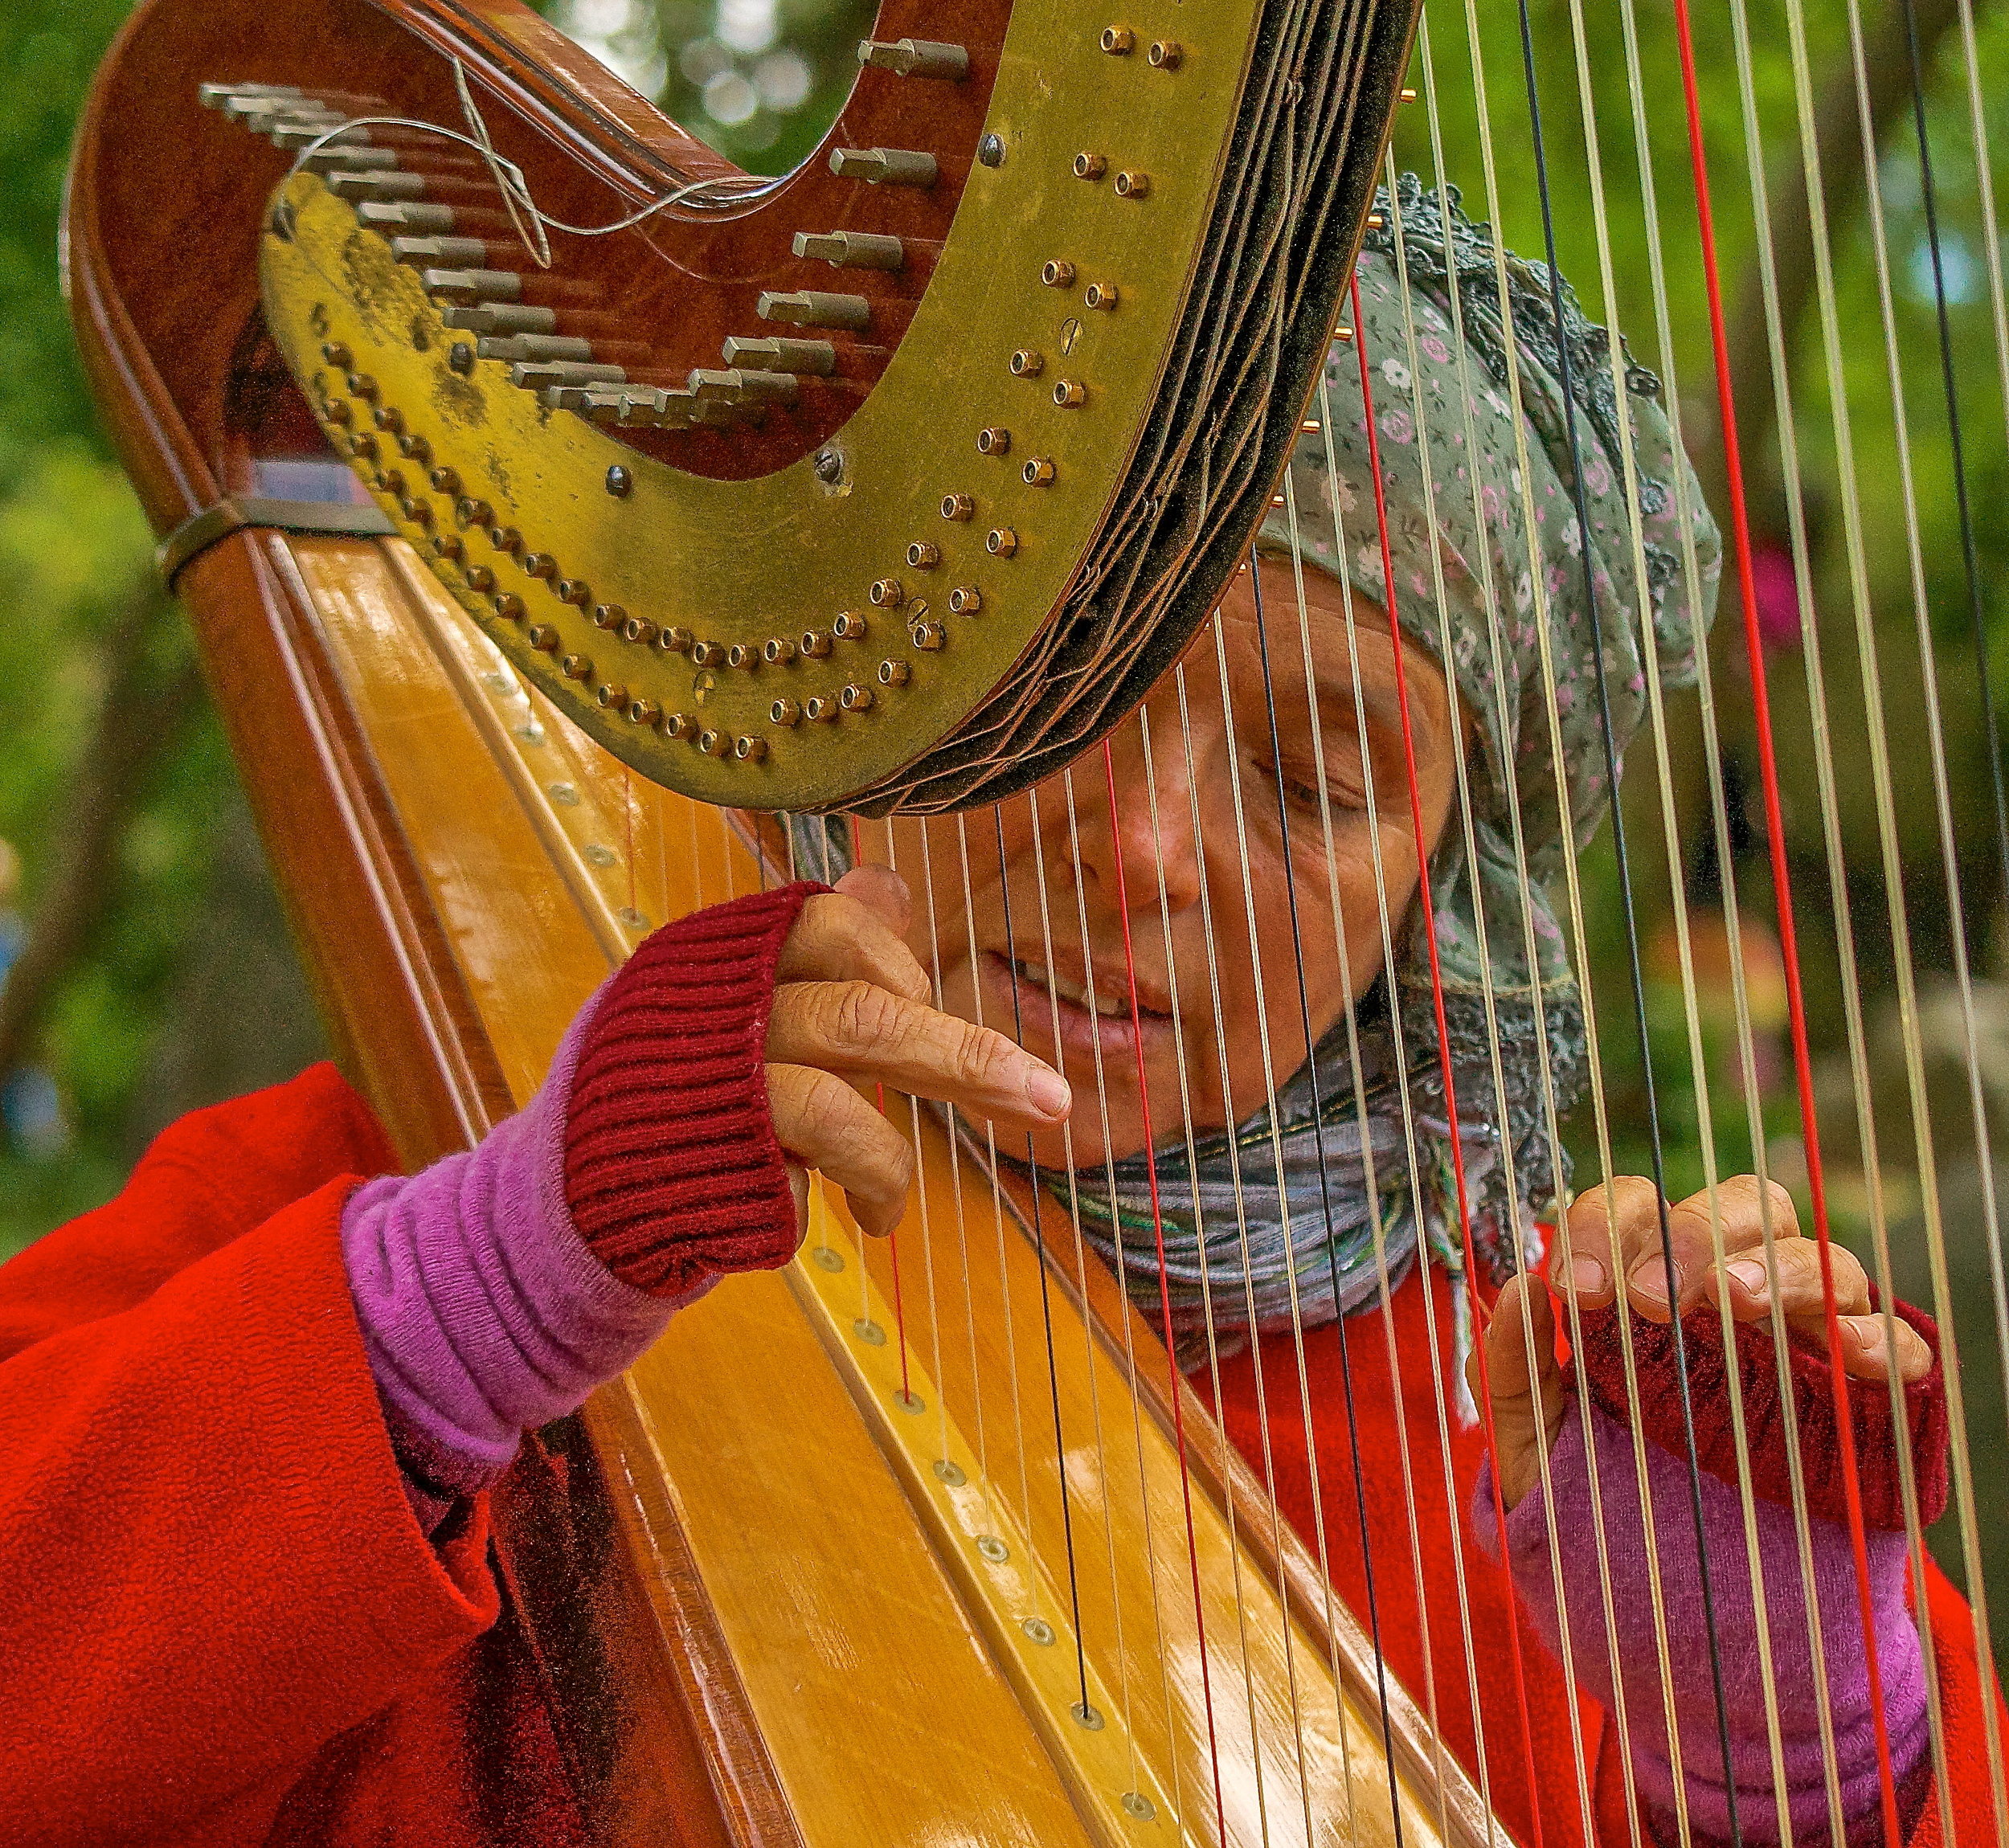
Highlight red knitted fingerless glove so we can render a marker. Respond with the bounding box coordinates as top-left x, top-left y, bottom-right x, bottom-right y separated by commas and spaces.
1571, 1290, 1948, 1532
563, 881, 826, 1298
